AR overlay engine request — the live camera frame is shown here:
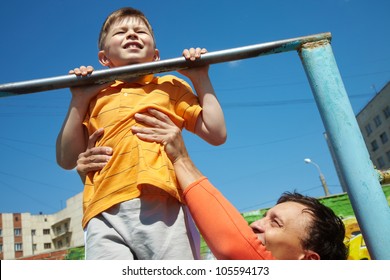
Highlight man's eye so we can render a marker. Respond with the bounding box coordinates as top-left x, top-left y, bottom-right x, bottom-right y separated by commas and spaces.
271, 220, 281, 227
